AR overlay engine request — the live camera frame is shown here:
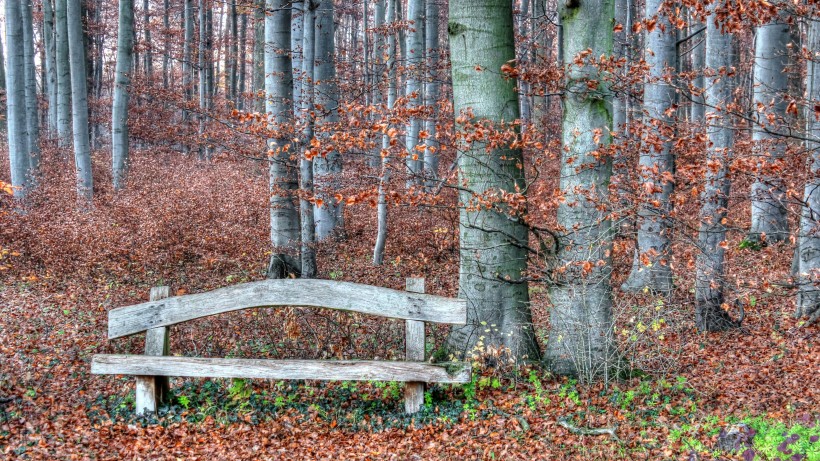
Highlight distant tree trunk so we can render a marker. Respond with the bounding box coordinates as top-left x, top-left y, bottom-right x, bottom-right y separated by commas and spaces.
300, 0, 318, 277
55, 0, 72, 146
531, 0, 550, 128
689, 14, 705, 124
291, 1, 304, 110
198, 0, 209, 159
253, 0, 265, 112
44, 0, 59, 134
227, 0, 238, 103
22, 0, 40, 171
238, 11, 248, 109
446, 0, 540, 362
266, 0, 301, 278
182, 0, 193, 152
404, 0, 424, 187
163, 0, 170, 89
695, 0, 739, 331
622, 0, 676, 293
545, 0, 615, 380
748, 9, 791, 244
423, 0, 440, 189
112, 0, 136, 190
6, 0, 31, 199
313, 0, 343, 240
797, 17, 820, 322
143, 0, 152, 81
373, 0, 397, 265
67, 0, 93, 201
